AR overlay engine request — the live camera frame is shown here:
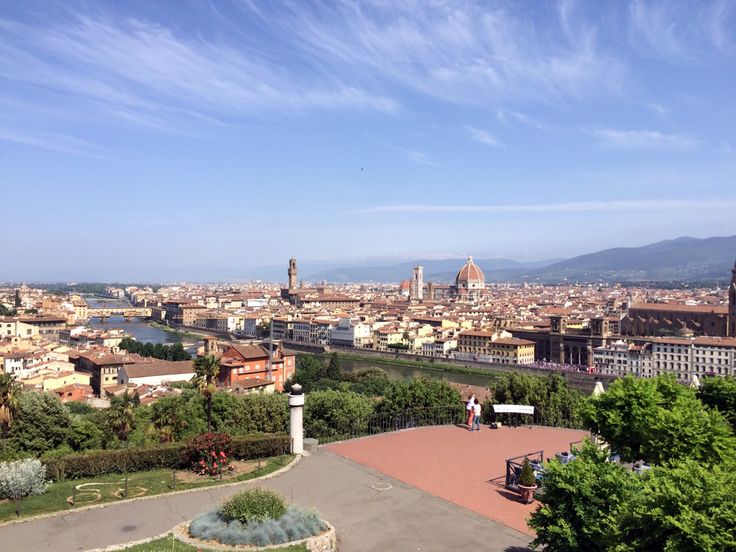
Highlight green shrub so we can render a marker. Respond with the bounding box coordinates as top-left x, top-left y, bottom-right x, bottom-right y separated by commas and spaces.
519, 457, 536, 487
42, 434, 290, 480
219, 488, 287, 523
184, 433, 232, 476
